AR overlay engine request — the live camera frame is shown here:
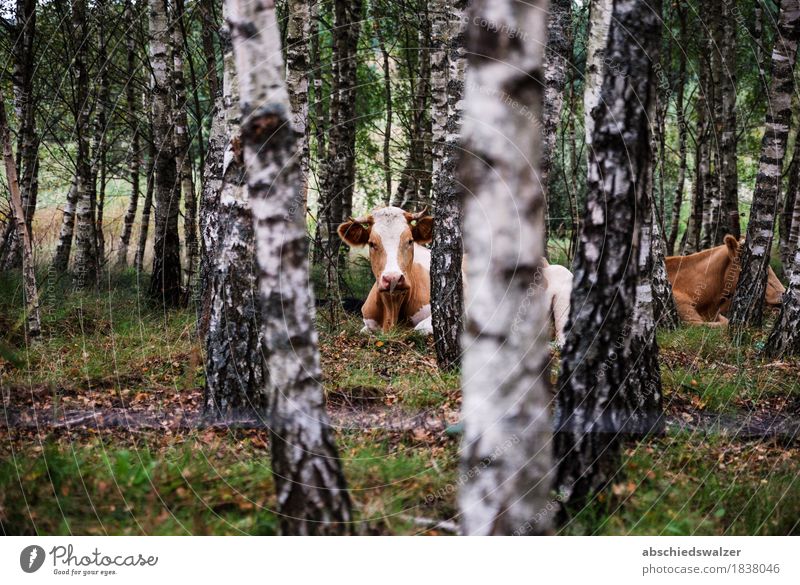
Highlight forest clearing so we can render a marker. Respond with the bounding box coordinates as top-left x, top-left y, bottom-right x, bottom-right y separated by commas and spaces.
2, 279, 800, 535
1, 0, 800, 541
